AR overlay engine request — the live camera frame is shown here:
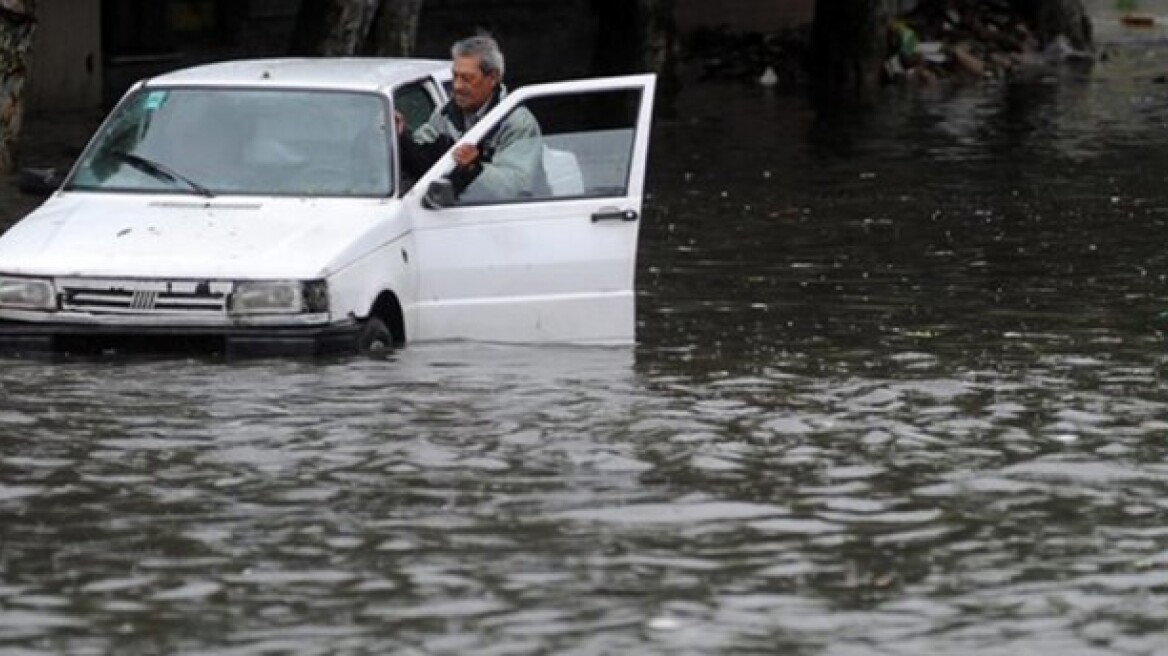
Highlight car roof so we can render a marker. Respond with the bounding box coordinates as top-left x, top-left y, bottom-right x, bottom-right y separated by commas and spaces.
144, 58, 450, 93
